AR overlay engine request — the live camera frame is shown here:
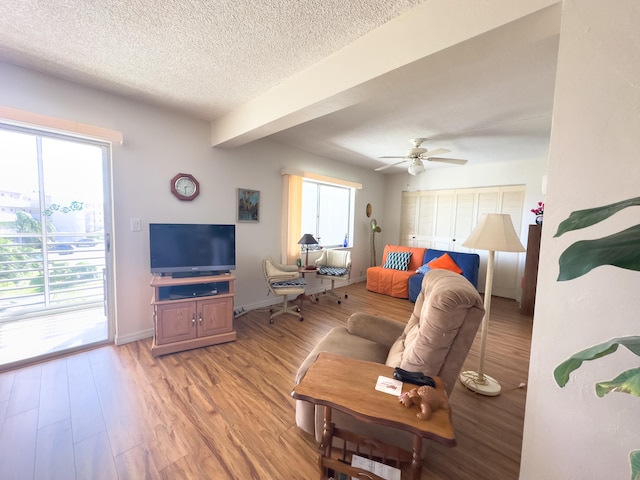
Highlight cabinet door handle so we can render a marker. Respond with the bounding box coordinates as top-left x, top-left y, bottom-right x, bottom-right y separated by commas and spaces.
198, 313, 203, 323
192, 314, 196, 325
